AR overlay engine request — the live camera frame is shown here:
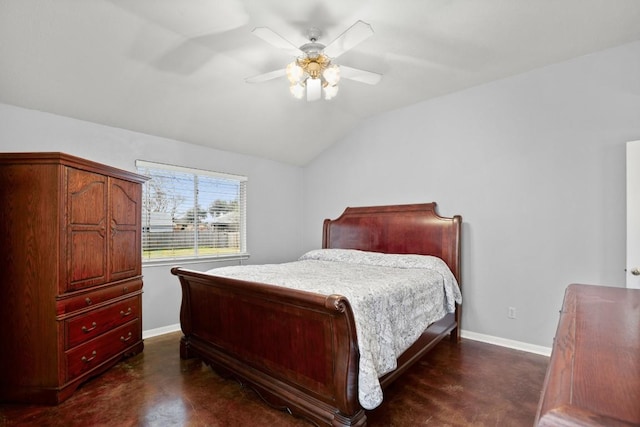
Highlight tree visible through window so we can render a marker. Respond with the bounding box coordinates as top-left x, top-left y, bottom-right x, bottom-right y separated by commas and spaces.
135, 160, 247, 262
